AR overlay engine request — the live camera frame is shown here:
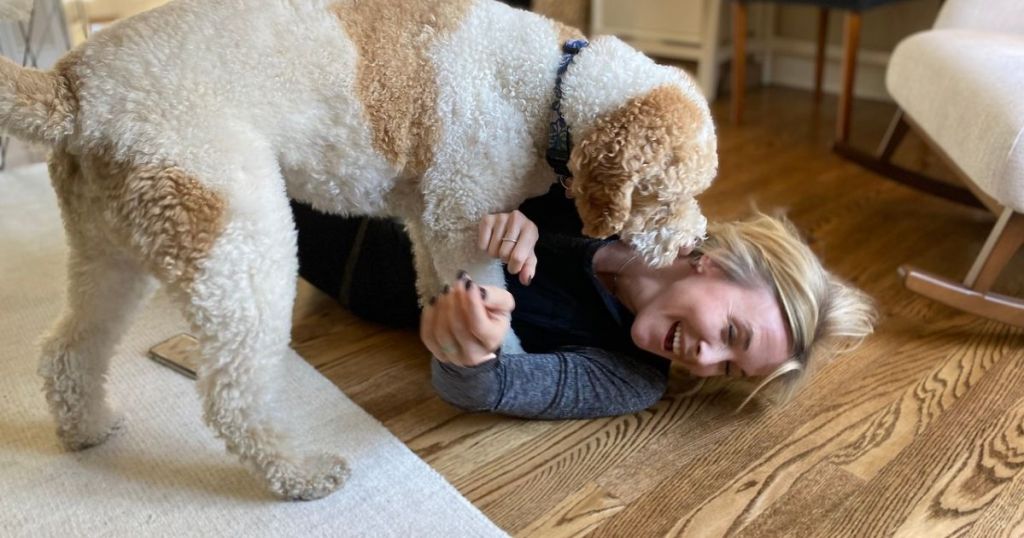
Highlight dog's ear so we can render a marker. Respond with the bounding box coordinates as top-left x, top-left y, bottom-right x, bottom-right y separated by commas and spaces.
567, 117, 639, 238
568, 85, 715, 239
